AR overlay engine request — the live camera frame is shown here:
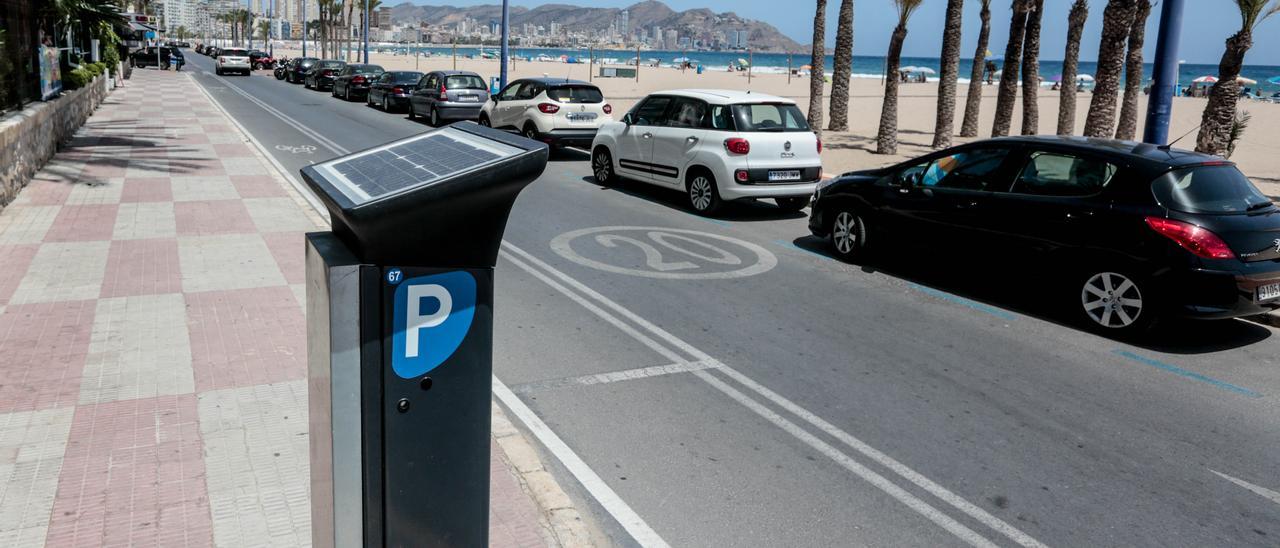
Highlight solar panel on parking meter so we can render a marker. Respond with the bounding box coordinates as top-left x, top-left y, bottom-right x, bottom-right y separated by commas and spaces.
302, 122, 547, 547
